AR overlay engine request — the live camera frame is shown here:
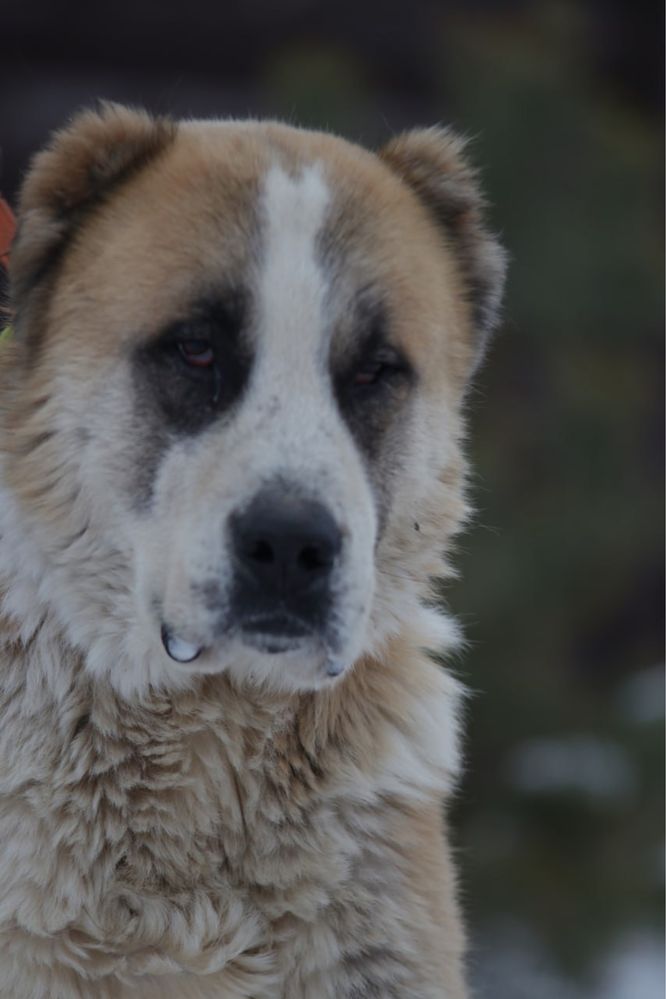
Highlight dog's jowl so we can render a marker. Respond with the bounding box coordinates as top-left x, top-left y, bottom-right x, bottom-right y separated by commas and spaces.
0, 106, 505, 998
